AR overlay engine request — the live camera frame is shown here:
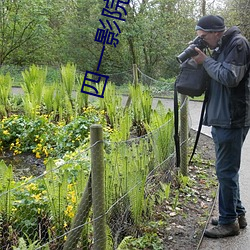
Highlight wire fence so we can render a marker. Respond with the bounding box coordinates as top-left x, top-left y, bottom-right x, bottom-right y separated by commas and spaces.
0, 65, 191, 249
1, 63, 174, 97
0, 116, 189, 249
